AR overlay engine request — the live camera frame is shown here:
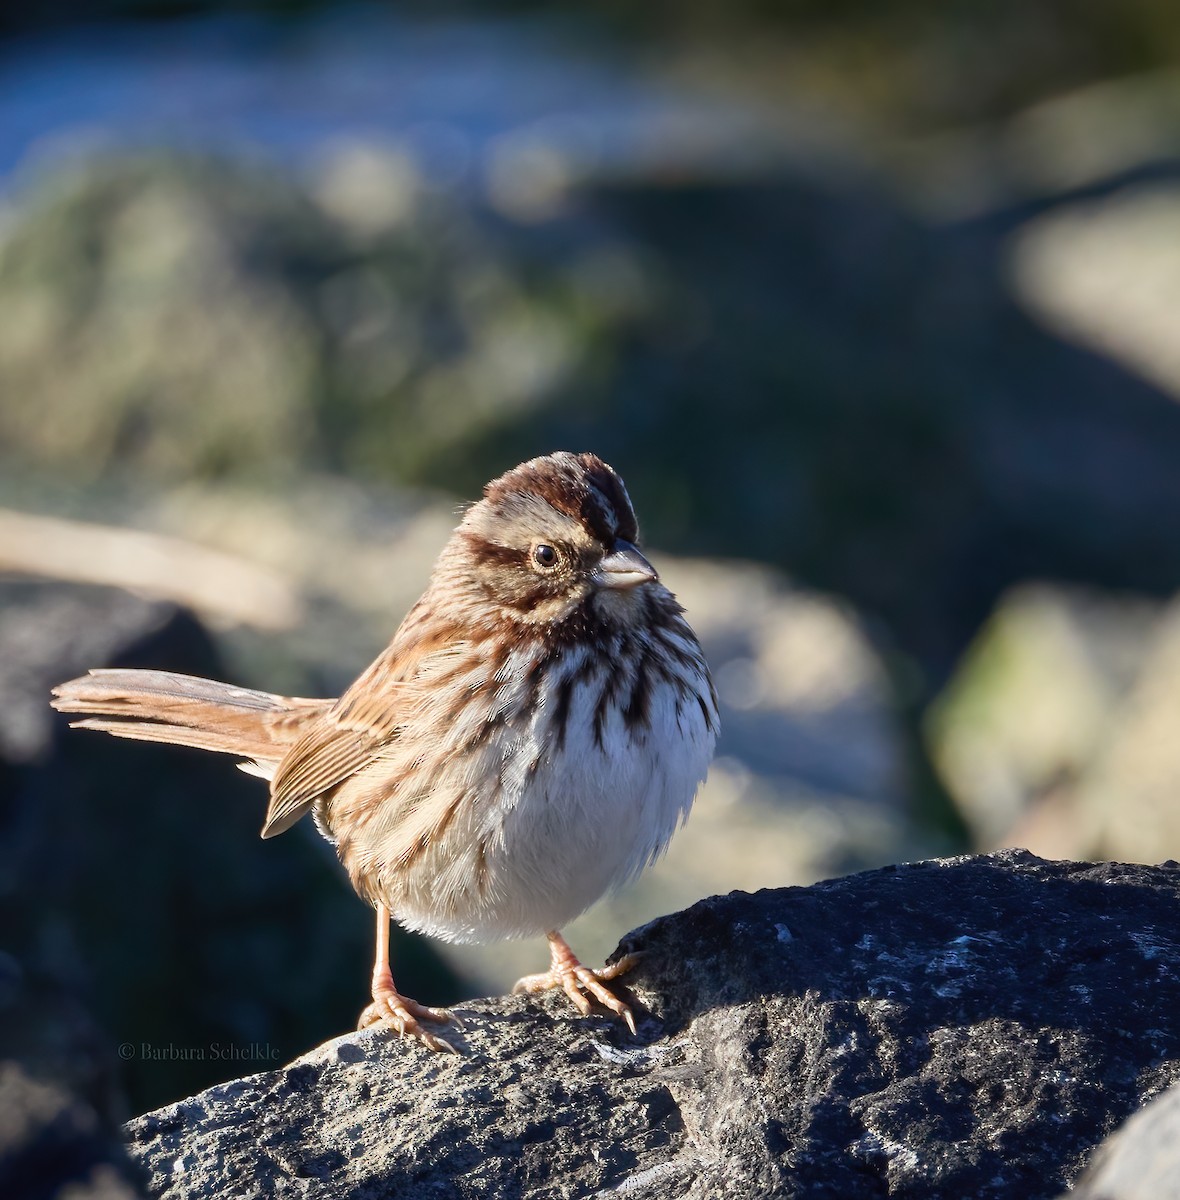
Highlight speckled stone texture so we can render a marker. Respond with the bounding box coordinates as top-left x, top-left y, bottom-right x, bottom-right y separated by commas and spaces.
124, 851, 1180, 1199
